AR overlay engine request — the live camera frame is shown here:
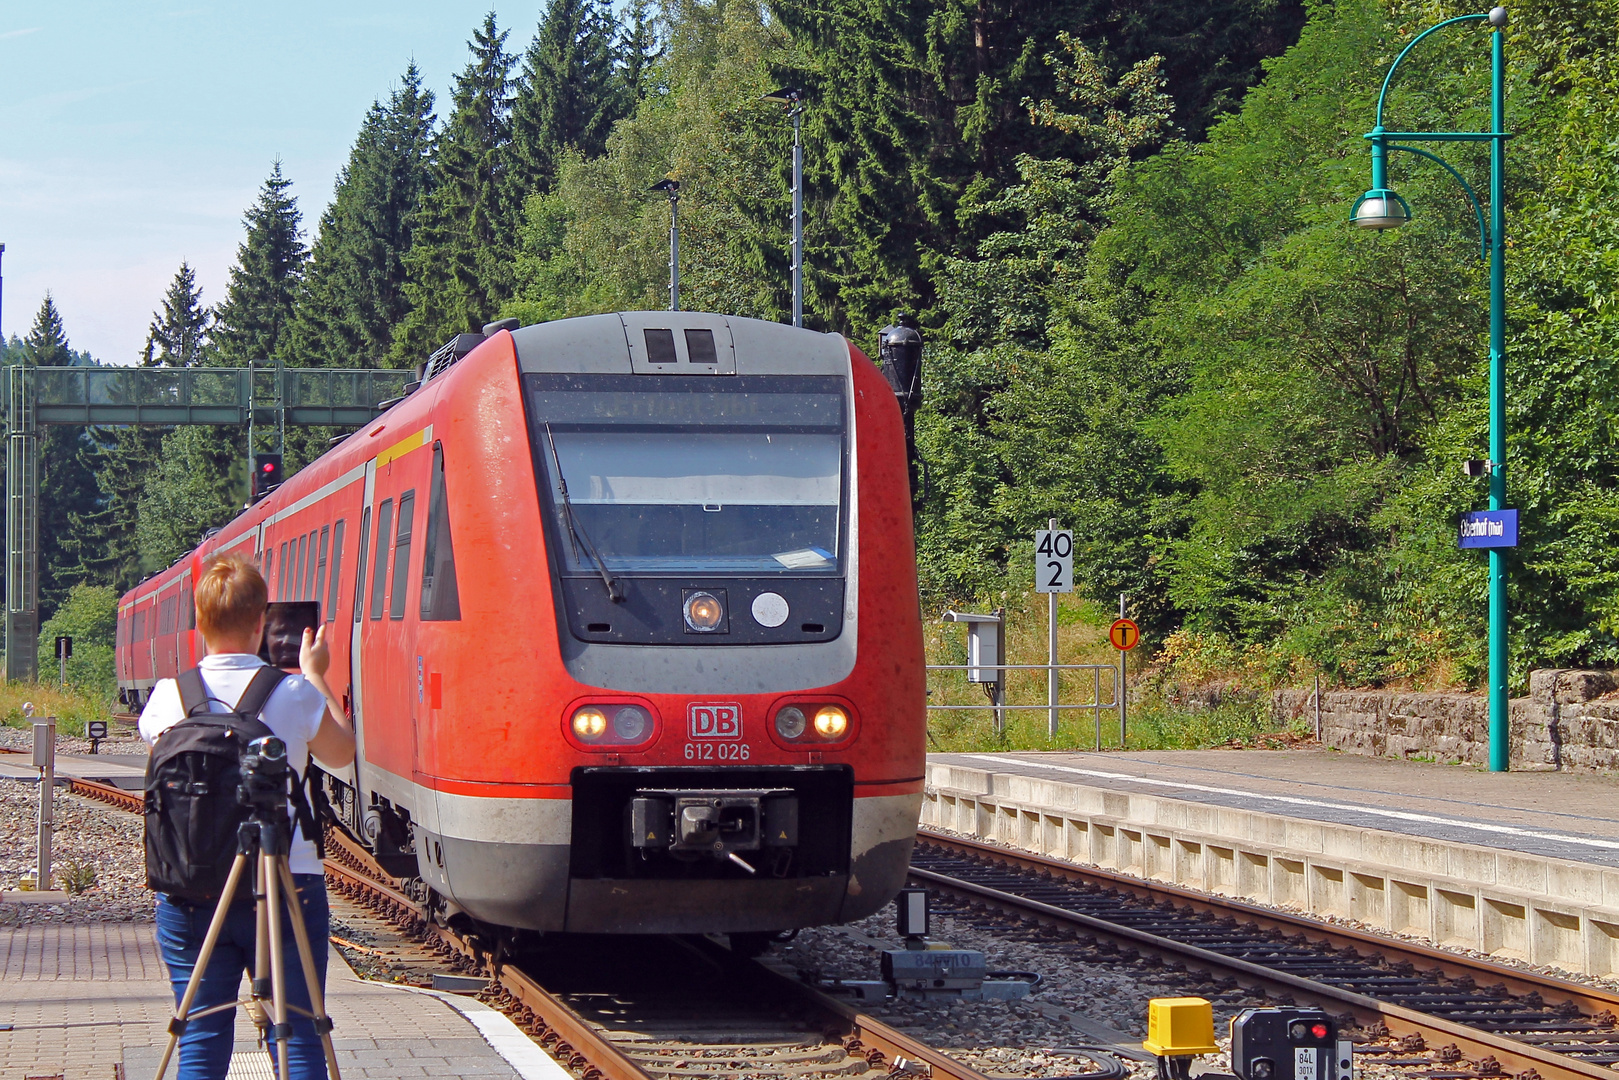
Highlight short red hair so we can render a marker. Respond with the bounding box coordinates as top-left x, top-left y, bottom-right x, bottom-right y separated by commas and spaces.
194, 552, 267, 640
